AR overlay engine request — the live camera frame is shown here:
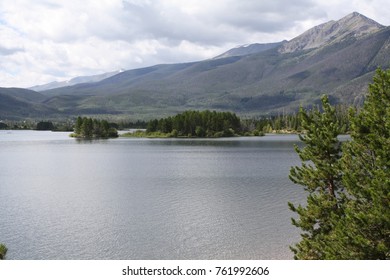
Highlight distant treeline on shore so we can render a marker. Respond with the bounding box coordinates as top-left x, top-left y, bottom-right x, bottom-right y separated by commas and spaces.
0, 104, 351, 137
